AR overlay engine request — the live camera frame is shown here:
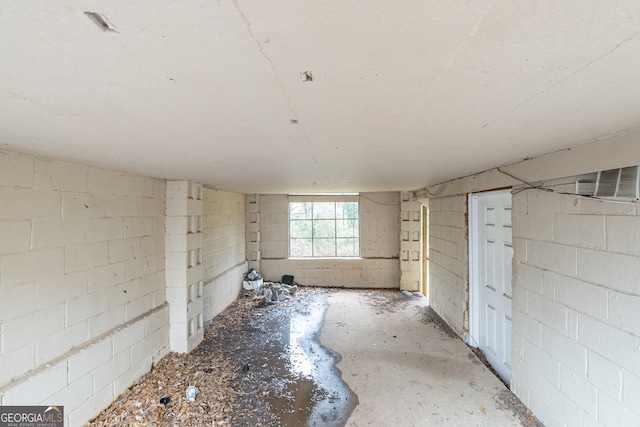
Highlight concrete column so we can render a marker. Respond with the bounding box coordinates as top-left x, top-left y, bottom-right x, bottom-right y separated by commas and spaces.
400, 192, 422, 291
245, 193, 261, 271
165, 181, 204, 353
